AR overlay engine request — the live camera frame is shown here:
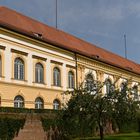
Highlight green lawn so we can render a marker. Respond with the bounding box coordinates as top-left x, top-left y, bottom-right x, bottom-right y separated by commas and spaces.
74, 132, 140, 140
